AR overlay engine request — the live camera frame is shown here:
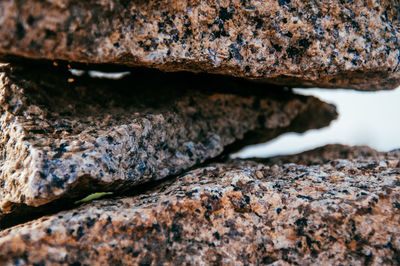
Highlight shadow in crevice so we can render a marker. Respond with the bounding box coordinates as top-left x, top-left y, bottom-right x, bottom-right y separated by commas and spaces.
0, 98, 337, 230
221, 95, 338, 156
5, 57, 303, 125
0, 59, 338, 230
0, 155, 218, 230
